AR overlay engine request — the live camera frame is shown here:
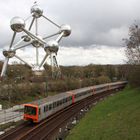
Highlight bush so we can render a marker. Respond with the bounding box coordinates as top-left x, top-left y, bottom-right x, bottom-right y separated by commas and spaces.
96, 75, 111, 84
47, 78, 80, 92
128, 65, 140, 87
47, 80, 68, 92
81, 78, 96, 87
